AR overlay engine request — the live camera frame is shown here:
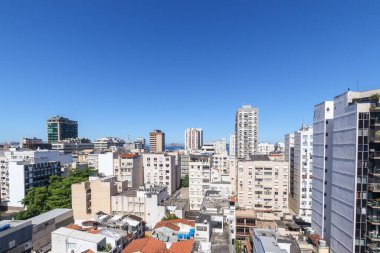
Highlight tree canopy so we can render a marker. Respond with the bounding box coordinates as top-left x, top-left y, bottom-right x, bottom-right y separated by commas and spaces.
14, 168, 95, 220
